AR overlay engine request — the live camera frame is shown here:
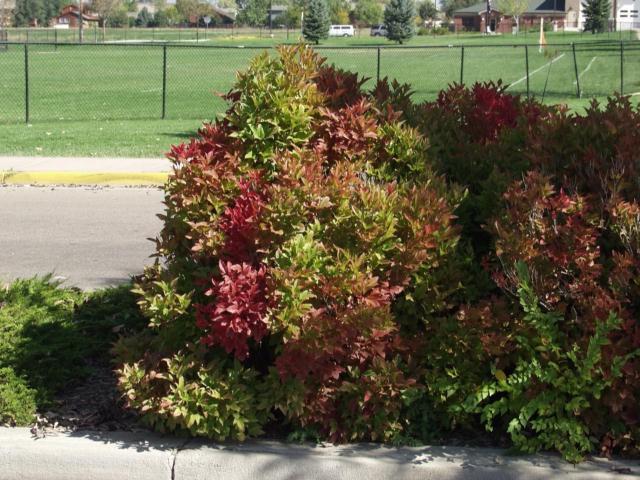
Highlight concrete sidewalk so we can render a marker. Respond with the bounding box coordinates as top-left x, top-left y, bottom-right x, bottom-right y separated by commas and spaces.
0, 428, 638, 480
0, 156, 170, 185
